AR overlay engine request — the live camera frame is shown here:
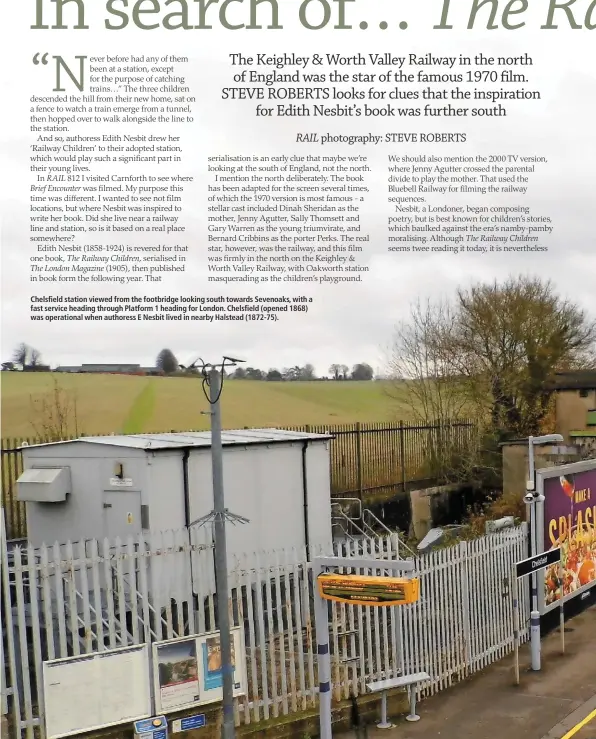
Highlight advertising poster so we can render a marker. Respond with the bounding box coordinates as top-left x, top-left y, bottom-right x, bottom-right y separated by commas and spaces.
199, 629, 244, 696
153, 629, 246, 713
542, 467, 596, 612
202, 634, 234, 691
155, 637, 200, 712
